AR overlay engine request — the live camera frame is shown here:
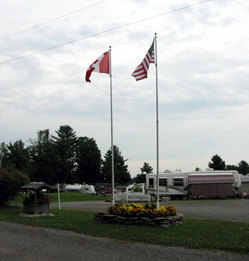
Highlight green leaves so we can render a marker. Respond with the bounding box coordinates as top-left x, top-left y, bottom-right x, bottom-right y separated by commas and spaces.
209, 154, 226, 170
